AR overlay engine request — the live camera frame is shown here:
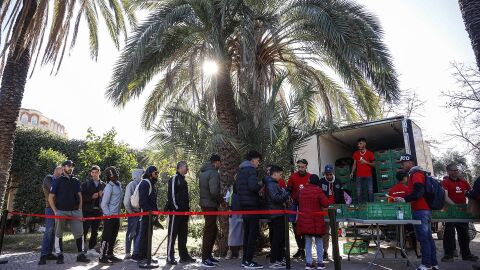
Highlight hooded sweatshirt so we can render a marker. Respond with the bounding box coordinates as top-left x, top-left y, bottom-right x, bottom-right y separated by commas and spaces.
235, 160, 262, 209
318, 175, 345, 204
123, 169, 144, 213
199, 163, 221, 208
